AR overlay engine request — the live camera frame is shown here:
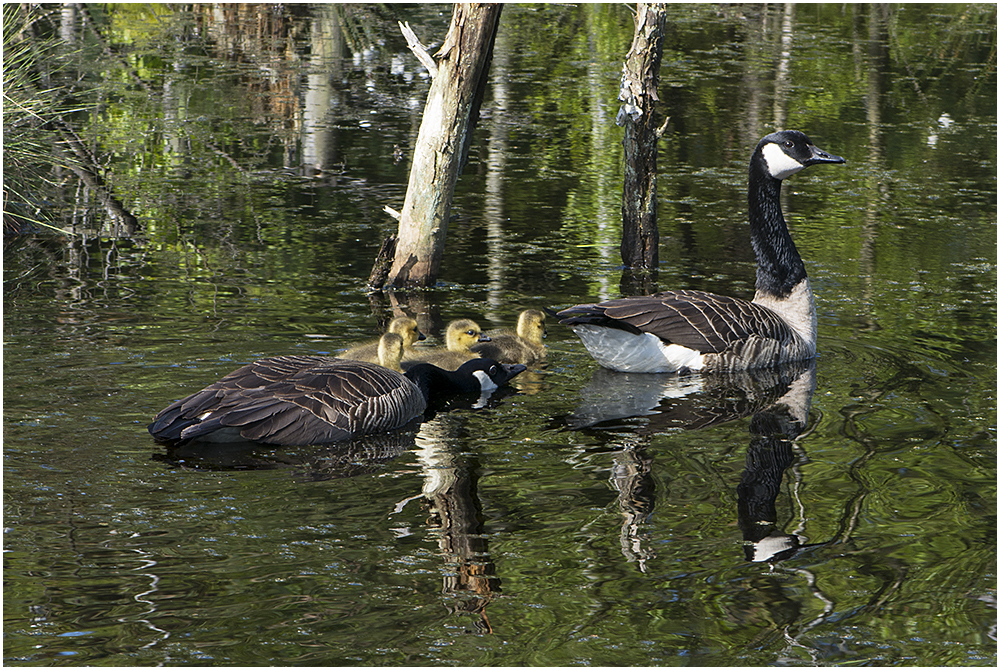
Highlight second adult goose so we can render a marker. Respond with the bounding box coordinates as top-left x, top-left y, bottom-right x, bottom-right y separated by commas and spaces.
555, 130, 845, 373
471, 309, 547, 365
148, 351, 526, 446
